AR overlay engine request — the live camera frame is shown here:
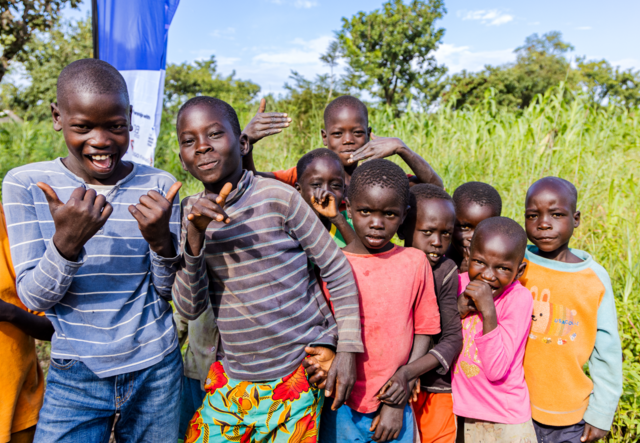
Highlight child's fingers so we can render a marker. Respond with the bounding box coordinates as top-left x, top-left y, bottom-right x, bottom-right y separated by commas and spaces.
36, 182, 64, 209
369, 414, 381, 432
377, 381, 391, 397
216, 182, 233, 207
304, 346, 321, 357
258, 97, 266, 113
165, 181, 182, 203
